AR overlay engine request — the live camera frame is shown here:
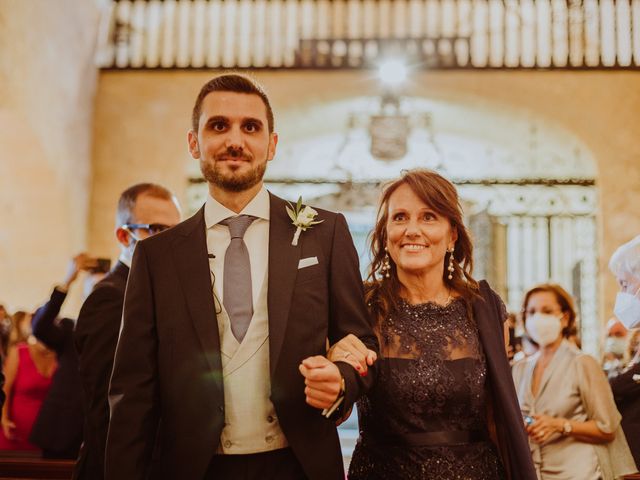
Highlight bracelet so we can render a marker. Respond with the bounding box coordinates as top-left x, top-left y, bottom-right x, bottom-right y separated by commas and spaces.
322, 376, 346, 418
